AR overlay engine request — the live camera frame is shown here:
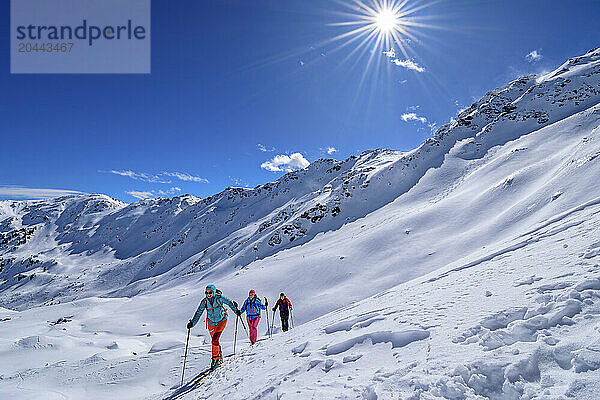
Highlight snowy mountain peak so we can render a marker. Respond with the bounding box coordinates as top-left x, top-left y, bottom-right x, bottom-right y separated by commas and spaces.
2, 48, 600, 400
538, 46, 600, 83
2, 48, 600, 312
